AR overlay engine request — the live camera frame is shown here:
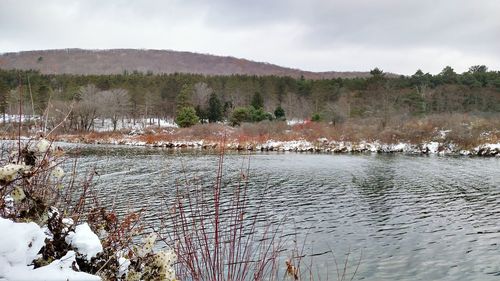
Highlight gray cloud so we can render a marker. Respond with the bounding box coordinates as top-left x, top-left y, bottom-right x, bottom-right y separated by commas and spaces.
0, 0, 499, 74
197, 0, 500, 51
